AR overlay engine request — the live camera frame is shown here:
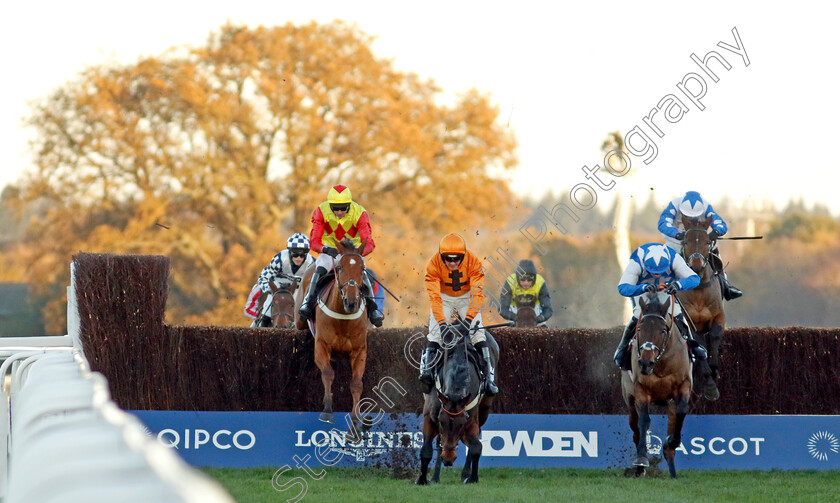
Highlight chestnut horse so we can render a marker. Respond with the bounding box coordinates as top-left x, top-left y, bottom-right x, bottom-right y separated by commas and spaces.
676, 216, 725, 401
294, 238, 369, 428
416, 330, 498, 485
621, 291, 692, 478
